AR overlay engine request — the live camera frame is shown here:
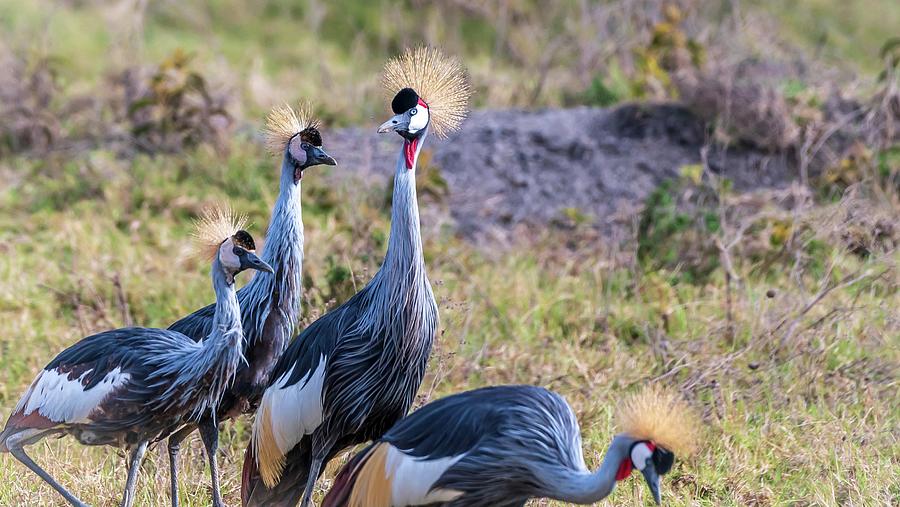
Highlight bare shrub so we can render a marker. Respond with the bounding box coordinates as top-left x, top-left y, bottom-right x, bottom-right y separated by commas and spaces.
675, 66, 801, 150
115, 50, 233, 154
0, 44, 233, 159
863, 38, 900, 150
810, 185, 899, 257
0, 48, 63, 154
